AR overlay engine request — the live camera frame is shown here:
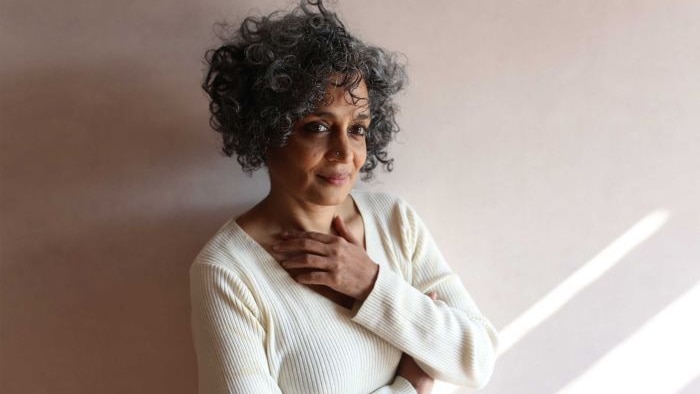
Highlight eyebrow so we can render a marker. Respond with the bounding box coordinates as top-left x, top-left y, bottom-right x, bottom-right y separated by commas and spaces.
313, 111, 371, 121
